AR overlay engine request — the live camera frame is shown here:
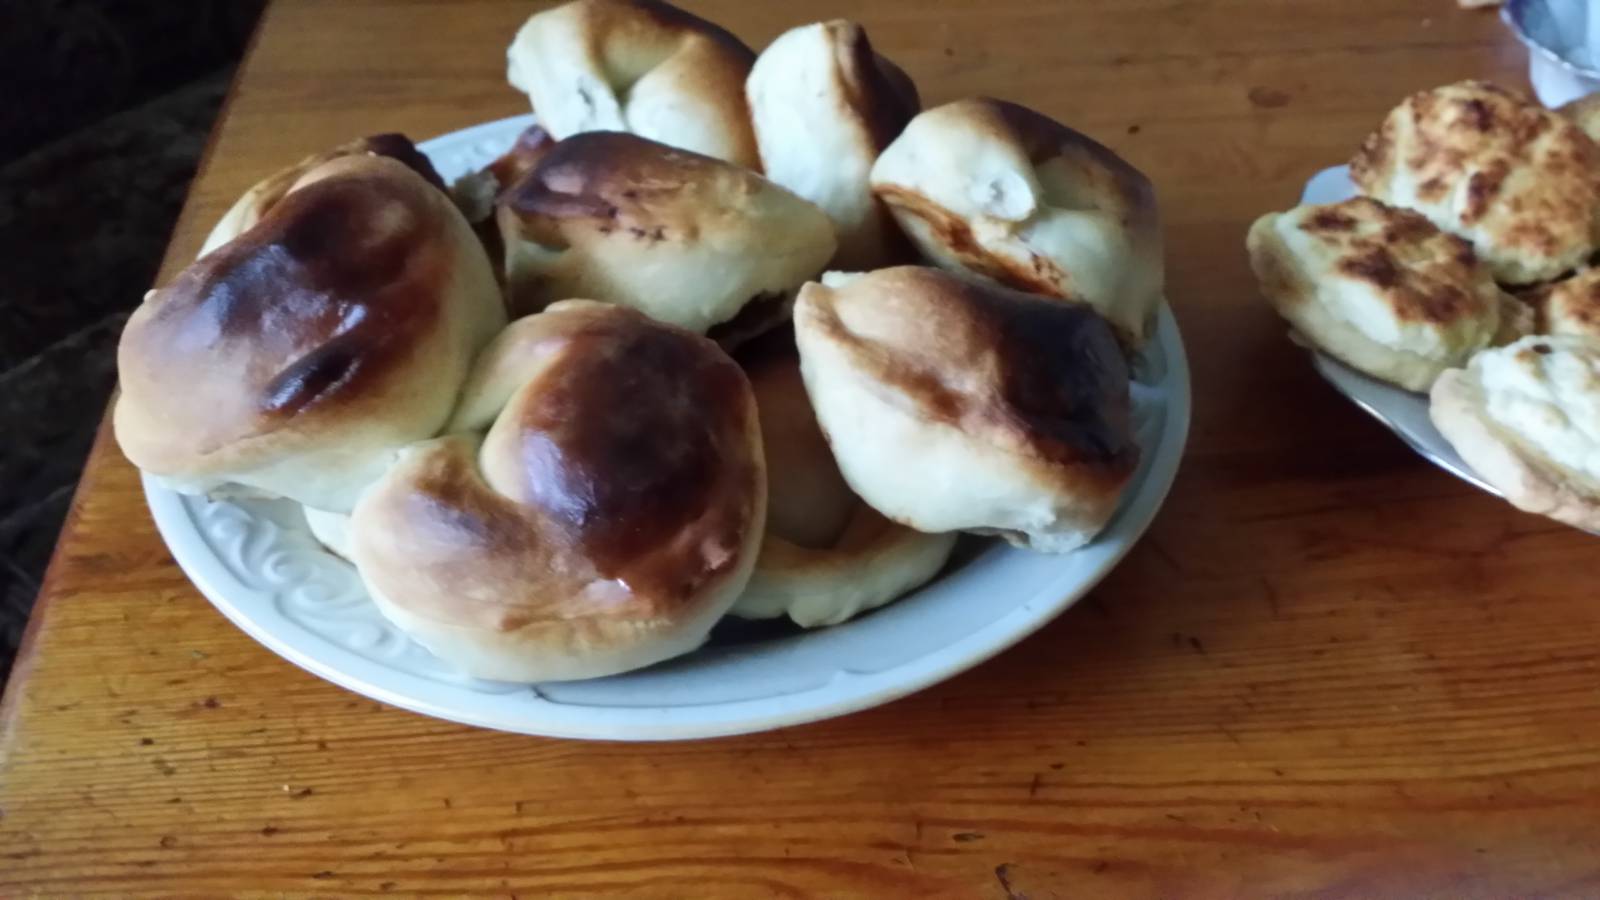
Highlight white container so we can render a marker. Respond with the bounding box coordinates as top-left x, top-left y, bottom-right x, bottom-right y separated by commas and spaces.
1503, 0, 1600, 106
